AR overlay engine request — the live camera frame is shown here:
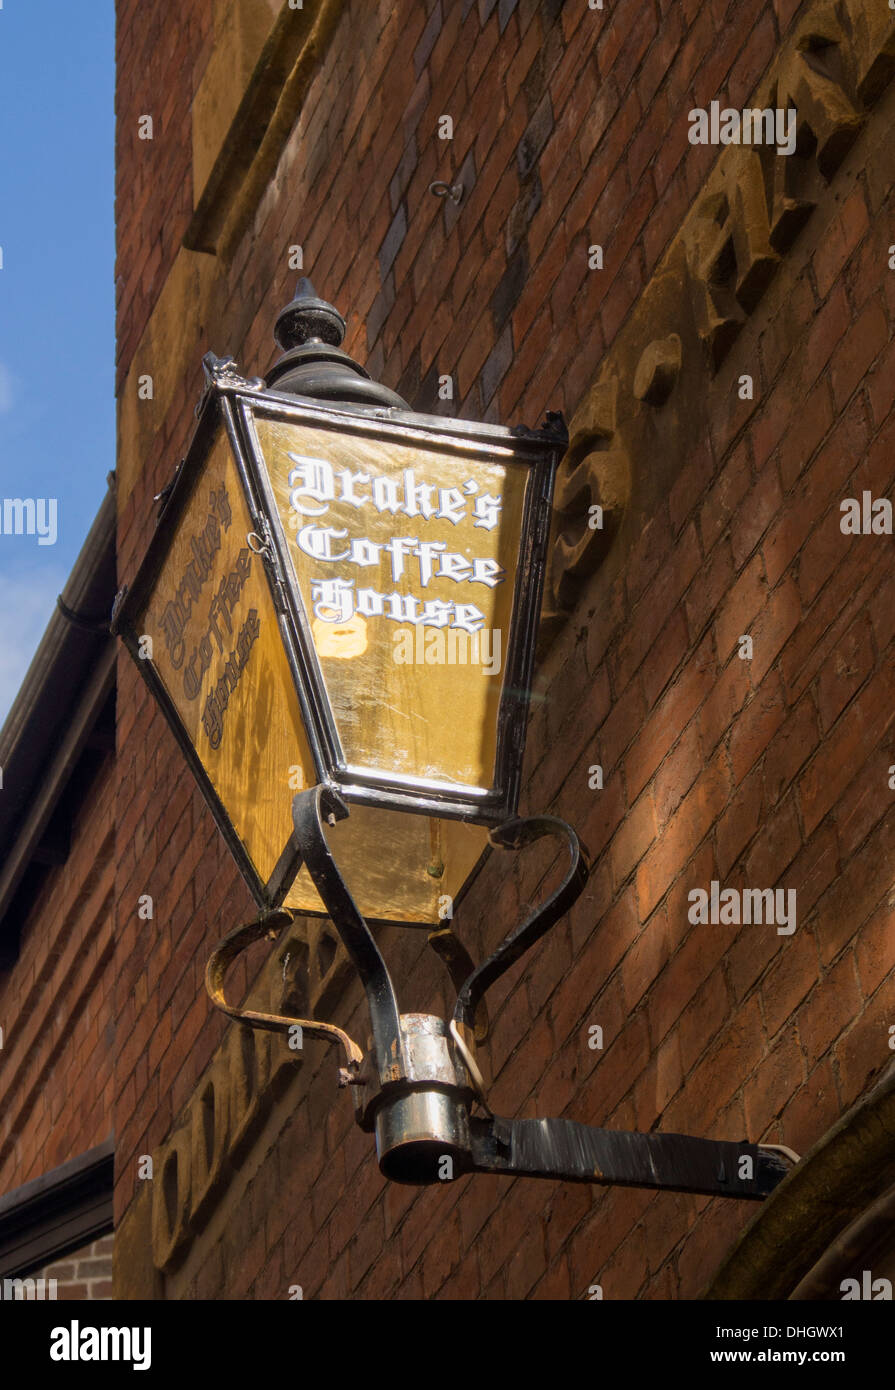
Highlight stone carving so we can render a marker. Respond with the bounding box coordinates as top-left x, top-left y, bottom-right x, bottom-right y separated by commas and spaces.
541, 0, 895, 640
150, 918, 350, 1271
634, 336, 682, 407
547, 377, 629, 618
